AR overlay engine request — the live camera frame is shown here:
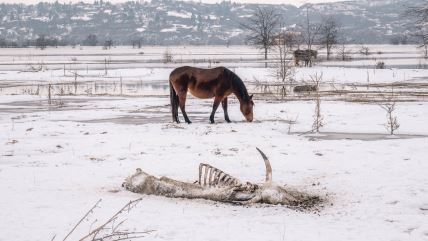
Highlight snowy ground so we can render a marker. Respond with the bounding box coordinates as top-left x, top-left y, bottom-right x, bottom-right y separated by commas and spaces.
0, 94, 428, 241
1, 45, 428, 241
